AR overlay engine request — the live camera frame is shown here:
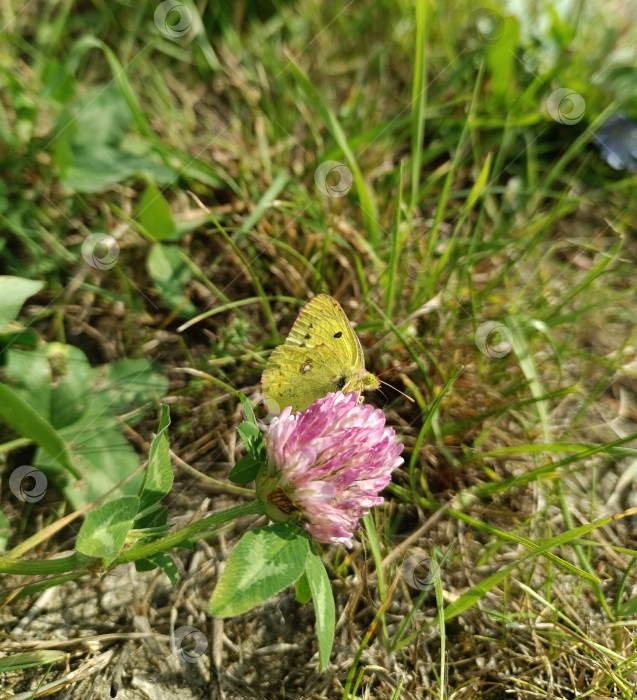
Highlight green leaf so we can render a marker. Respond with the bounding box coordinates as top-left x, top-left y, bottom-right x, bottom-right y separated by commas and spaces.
47, 343, 96, 429
54, 84, 174, 194
69, 84, 132, 148
61, 146, 173, 193
466, 152, 493, 210
15, 352, 167, 509
228, 453, 263, 484
440, 513, 629, 624
102, 359, 169, 420
0, 328, 39, 355
618, 597, 637, 618
0, 509, 10, 553
146, 243, 198, 318
0, 383, 78, 477
295, 571, 312, 605
4, 348, 53, 421
135, 552, 179, 585
0, 650, 66, 673
209, 523, 309, 618
305, 545, 335, 671
138, 405, 173, 512
75, 495, 140, 566
135, 504, 168, 530
137, 181, 177, 241
485, 15, 520, 99
240, 393, 258, 428
35, 411, 142, 509
236, 422, 265, 459
0, 276, 44, 330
